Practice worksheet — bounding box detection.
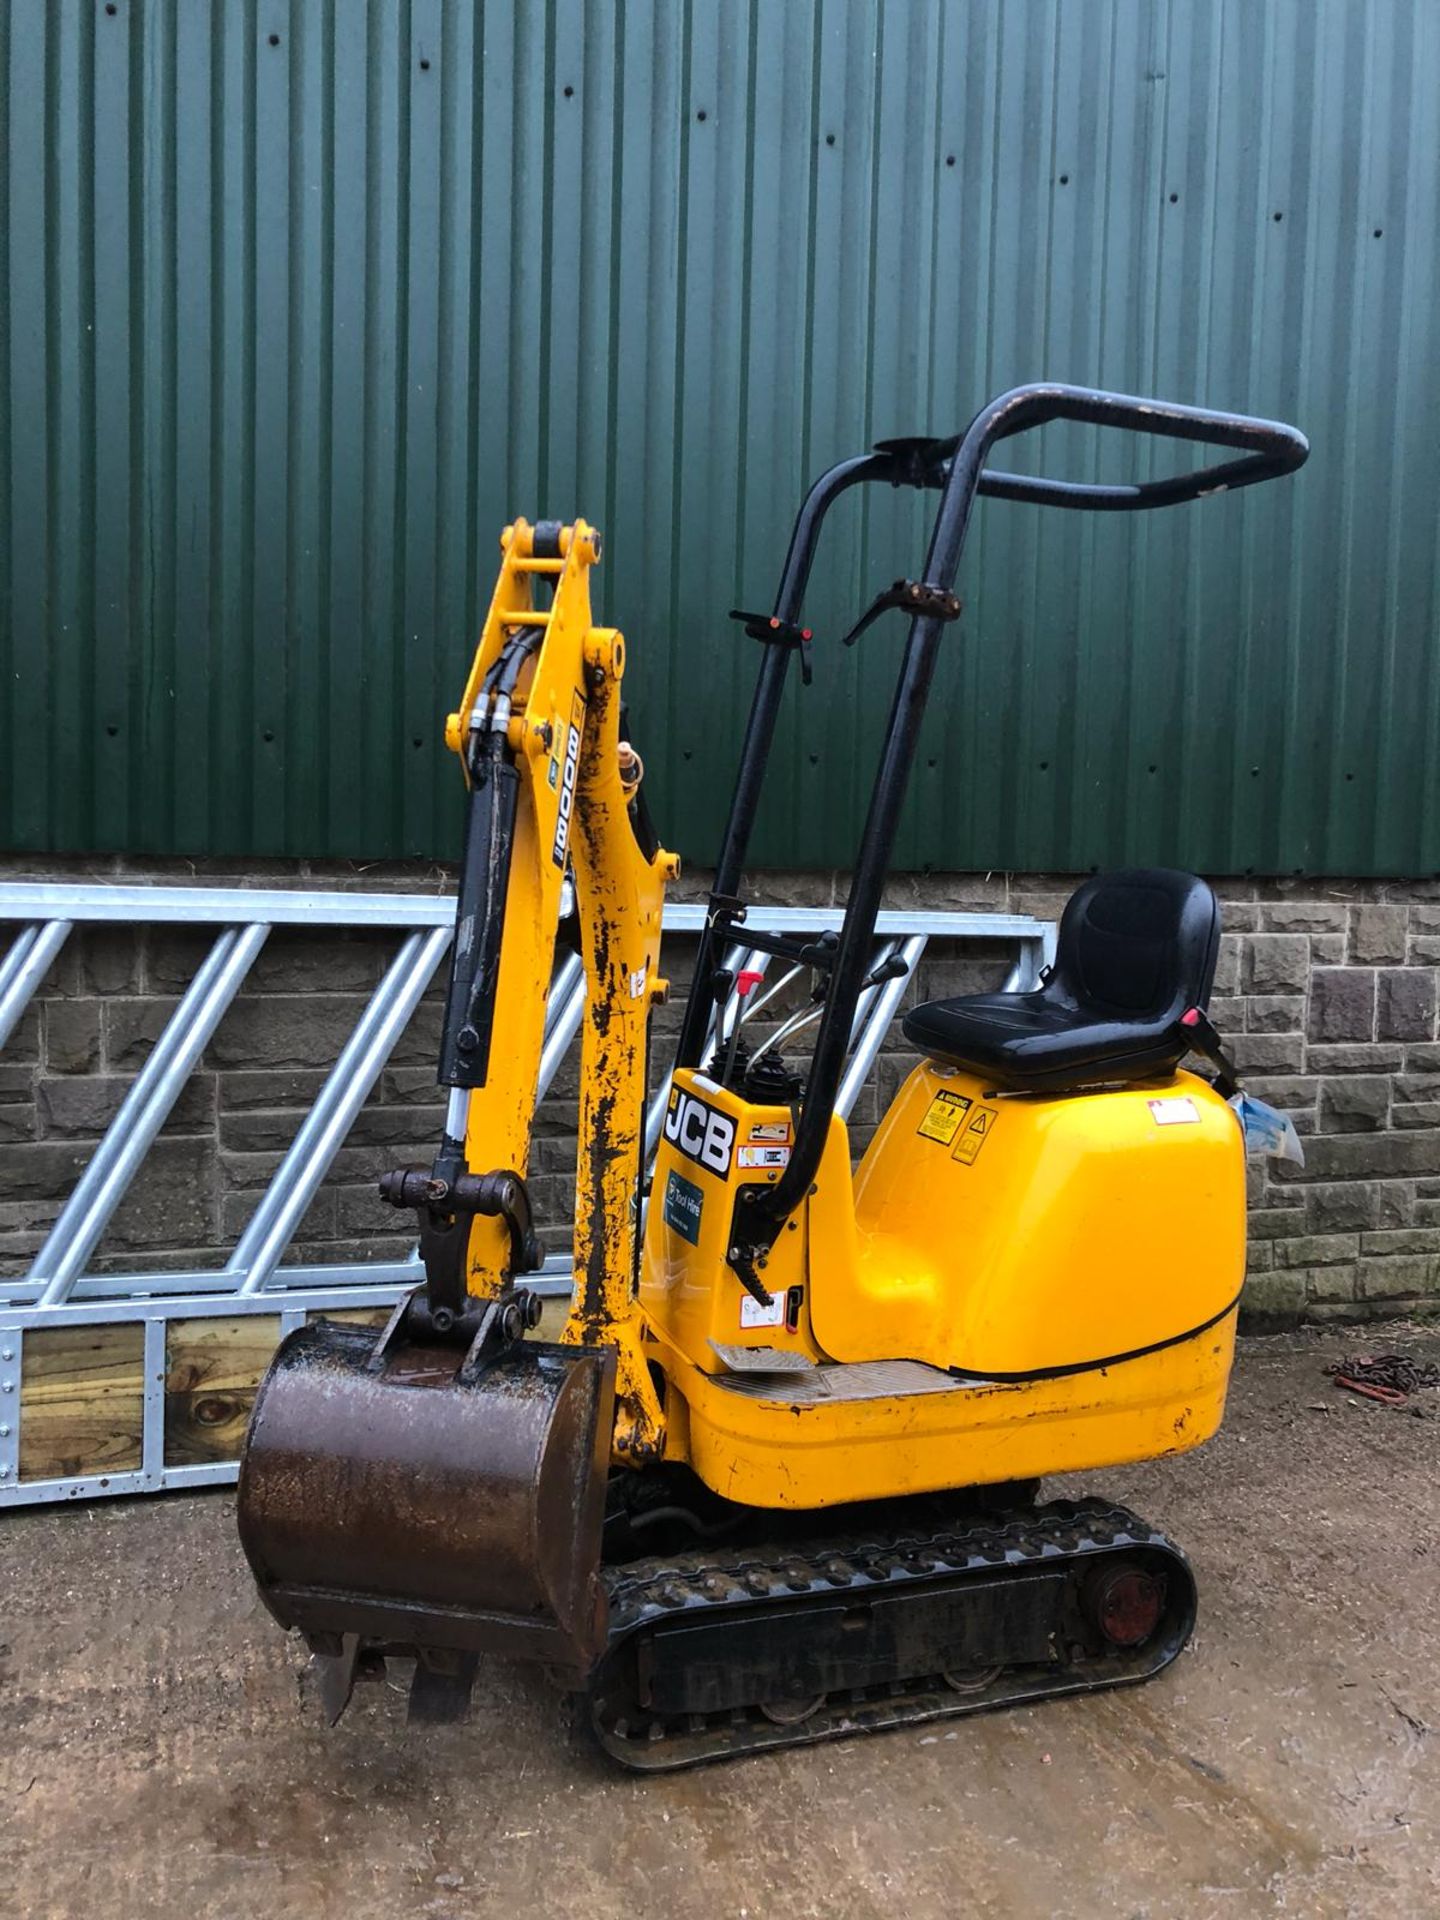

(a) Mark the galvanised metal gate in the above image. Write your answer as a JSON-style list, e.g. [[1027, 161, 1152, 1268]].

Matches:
[[0, 882, 1055, 1506]]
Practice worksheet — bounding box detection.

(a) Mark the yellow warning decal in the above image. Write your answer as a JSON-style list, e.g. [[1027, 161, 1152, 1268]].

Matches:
[[917, 1089, 972, 1144], [953, 1106, 998, 1165]]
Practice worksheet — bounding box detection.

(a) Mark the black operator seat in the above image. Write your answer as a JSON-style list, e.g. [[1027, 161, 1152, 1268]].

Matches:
[[902, 869, 1222, 1094]]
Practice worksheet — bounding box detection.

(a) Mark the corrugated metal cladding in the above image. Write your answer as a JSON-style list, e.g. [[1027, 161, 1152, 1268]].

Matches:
[[2, 1, 1438, 875]]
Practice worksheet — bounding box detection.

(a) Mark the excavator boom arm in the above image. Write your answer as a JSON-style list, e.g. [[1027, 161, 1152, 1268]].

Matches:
[[430, 518, 675, 1321], [237, 517, 678, 1709]]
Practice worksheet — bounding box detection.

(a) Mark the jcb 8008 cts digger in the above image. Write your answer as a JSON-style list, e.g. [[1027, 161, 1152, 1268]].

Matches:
[[238, 383, 1307, 1768]]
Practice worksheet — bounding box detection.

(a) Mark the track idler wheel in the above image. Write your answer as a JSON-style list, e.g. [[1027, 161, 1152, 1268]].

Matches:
[[1083, 1560, 1166, 1650]]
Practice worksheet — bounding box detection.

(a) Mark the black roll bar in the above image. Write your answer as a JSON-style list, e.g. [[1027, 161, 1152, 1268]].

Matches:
[[672, 451, 891, 1068], [676, 383, 1308, 1285]]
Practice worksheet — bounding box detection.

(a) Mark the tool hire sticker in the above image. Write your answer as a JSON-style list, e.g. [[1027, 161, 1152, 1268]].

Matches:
[[550, 692, 585, 869], [664, 1088, 736, 1177], [663, 1169, 705, 1245]]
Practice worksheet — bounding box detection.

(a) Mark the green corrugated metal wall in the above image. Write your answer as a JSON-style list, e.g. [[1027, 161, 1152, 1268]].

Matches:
[[2, 0, 1438, 874]]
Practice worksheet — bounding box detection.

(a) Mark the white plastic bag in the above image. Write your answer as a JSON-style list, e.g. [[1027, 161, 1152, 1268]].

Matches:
[[1228, 1091, 1305, 1166]]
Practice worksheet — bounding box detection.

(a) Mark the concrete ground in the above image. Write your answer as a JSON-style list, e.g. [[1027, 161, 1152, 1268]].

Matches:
[[1, 1330, 1436, 1920]]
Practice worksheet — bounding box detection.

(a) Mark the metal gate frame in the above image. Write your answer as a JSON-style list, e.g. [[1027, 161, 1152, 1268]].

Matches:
[[0, 881, 1054, 1505]]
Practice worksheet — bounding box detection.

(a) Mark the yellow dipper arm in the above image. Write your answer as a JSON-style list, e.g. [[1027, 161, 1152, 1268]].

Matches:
[[440, 518, 676, 1456], [561, 623, 676, 1460]]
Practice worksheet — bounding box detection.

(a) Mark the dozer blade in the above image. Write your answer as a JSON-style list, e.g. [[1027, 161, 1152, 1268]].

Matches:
[[237, 1319, 617, 1701]]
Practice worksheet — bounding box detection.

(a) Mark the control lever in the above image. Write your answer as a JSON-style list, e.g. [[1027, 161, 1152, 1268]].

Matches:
[[721, 969, 765, 1088], [729, 609, 815, 685], [1177, 1006, 1241, 1099], [840, 579, 962, 650], [861, 953, 910, 990]]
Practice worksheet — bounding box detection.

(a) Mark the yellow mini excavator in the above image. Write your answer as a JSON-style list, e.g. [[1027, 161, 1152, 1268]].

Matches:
[[238, 383, 1307, 1767]]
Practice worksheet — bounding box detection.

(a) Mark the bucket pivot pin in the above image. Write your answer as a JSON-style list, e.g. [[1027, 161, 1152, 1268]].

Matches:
[[379, 1162, 544, 1330]]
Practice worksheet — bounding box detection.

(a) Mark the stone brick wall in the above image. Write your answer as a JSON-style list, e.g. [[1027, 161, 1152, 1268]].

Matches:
[[2, 854, 1438, 1329], [1204, 880, 1440, 1327]]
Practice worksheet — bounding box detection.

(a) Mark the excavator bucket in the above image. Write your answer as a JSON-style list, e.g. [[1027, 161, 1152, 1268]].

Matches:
[[237, 1317, 617, 1716]]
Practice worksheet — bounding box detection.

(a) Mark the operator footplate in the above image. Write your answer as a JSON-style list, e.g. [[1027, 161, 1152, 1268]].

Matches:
[[589, 1498, 1194, 1770]]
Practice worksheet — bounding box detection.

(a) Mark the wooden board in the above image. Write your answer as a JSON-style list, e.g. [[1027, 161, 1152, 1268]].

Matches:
[[20, 1304, 464, 1482], [164, 1316, 282, 1467], [19, 1325, 145, 1482], [164, 1308, 389, 1466]]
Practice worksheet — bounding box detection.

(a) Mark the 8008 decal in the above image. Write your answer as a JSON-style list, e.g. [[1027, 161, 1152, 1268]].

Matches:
[[550, 692, 585, 869]]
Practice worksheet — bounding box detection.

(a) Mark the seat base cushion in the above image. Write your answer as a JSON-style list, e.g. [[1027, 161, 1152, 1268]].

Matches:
[[901, 990, 1187, 1093]]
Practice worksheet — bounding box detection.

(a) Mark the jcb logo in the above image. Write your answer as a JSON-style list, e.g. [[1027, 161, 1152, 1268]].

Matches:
[[664, 1089, 735, 1177]]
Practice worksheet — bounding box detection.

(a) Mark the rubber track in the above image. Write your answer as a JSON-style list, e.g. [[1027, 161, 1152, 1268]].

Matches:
[[589, 1497, 1196, 1771]]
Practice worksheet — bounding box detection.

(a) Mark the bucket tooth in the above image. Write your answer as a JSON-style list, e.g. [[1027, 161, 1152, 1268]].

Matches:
[[408, 1650, 480, 1725], [314, 1633, 362, 1725]]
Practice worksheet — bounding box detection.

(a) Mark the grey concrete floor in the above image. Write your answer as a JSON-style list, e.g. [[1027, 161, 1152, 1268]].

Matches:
[[1, 1329, 1437, 1920]]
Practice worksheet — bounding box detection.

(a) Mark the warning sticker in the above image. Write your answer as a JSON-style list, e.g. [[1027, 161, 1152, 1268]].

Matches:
[[738, 1144, 790, 1170], [917, 1089, 972, 1144], [1148, 1096, 1200, 1126], [740, 1288, 785, 1330], [953, 1106, 997, 1165], [748, 1121, 791, 1143]]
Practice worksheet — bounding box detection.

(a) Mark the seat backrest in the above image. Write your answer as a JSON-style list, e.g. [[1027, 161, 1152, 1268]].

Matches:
[[1051, 869, 1220, 1022]]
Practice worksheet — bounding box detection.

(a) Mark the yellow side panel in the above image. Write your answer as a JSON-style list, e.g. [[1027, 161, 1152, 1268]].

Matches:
[[814, 1062, 1245, 1377], [639, 1071, 820, 1372], [648, 1066, 1244, 1509], [668, 1312, 1237, 1509]]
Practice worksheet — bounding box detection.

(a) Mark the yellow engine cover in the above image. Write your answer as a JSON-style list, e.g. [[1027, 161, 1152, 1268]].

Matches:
[[638, 1062, 1245, 1510], [822, 1062, 1245, 1378]]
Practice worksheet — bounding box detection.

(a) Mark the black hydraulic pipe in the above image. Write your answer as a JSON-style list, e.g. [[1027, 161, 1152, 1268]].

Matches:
[[437, 628, 545, 1090], [438, 752, 521, 1089]]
